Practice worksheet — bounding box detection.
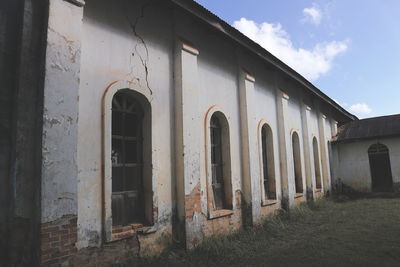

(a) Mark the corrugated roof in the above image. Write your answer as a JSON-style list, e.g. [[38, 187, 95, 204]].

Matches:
[[169, 0, 357, 123], [333, 114, 400, 142]]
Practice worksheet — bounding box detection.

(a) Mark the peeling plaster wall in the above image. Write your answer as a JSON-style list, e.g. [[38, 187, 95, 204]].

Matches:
[[41, 0, 82, 223], [174, 10, 244, 245], [308, 109, 324, 192], [77, 0, 174, 248], [254, 71, 282, 215], [333, 137, 400, 191], [196, 39, 242, 202], [287, 96, 307, 201], [40, 0, 346, 257]]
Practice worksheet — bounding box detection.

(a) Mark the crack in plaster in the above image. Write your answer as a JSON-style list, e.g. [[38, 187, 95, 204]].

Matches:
[[125, 3, 156, 95]]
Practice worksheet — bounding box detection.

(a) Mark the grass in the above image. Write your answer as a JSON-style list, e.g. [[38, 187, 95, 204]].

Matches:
[[125, 198, 400, 267]]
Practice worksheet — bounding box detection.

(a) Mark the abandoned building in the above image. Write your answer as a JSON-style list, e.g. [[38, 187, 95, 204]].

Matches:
[[331, 114, 400, 193], [1, 0, 399, 265]]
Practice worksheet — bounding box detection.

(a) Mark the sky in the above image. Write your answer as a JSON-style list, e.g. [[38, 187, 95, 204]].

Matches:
[[194, 0, 400, 119]]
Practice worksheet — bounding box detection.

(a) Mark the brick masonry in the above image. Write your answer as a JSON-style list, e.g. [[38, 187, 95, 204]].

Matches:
[[40, 215, 142, 266], [41, 215, 77, 265]]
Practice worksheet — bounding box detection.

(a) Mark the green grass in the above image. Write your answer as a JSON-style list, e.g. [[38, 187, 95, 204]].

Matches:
[[126, 198, 400, 267]]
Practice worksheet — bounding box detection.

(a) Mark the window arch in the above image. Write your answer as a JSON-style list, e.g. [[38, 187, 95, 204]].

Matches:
[[260, 123, 276, 200], [292, 132, 303, 194], [312, 137, 322, 189], [209, 111, 233, 210], [368, 143, 388, 154], [111, 90, 152, 227]]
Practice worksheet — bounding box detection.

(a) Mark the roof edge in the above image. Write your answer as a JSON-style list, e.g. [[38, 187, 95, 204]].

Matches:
[[170, 0, 357, 121]]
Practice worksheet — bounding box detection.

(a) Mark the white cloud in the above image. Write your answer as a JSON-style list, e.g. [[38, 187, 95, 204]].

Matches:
[[302, 5, 322, 25], [232, 18, 348, 81], [349, 103, 372, 116]]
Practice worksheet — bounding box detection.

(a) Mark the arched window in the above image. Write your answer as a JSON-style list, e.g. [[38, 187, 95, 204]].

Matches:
[[292, 132, 303, 194], [111, 90, 151, 227], [368, 143, 393, 192], [210, 112, 232, 210], [261, 124, 276, 200], [312, 137, 322, 189]]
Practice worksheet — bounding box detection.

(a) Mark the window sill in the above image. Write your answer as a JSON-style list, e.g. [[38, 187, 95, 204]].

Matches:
[[208, 209, 234, 220], [261, 199, 278, 207], [315, 188, 322, 192], [294, 193, 304, 199], [111, 224, 156, 241]]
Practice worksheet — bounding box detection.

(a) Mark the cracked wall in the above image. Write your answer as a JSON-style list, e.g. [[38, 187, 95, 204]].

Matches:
[[41, 0, 82, 223], [76, 0, 174, 250], [39, 0, 344, 262]]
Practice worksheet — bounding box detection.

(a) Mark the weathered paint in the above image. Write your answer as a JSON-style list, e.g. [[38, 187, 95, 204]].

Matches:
[[41, 0, 83, 223], [332, 137, 400, 192], [39, 0, 348, 262]]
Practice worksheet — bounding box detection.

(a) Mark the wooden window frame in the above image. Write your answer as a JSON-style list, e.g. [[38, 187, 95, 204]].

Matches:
[[111, 92, 145, 227], [258, 121, 278, 206], [204, 107, 233, 219], [102, 81, 156, 243], [292, 131, 304, 195], [312, 137, 322, 190]]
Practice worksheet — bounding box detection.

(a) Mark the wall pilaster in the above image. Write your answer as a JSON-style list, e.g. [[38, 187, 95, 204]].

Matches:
[[301, 104, 314, 200], [174, 40, 203, 248], [276, 89, 292, 209], [238, 70, 261, 224]]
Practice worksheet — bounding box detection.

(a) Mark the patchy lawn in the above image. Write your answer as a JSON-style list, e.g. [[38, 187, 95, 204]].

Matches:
[[127, 198, 400, 267]]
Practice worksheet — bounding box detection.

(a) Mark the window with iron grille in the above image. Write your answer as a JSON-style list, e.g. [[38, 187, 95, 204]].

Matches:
[[261, 124, 276, 200], [210, 115, 227, 210], [111, 92, 144, 226]]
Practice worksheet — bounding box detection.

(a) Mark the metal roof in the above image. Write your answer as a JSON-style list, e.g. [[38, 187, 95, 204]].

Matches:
[[333, 114, 400, 143]]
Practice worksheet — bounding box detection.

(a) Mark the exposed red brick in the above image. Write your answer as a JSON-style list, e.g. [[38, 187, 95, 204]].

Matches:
[[185, 183, 202, 221], [51, 241, 61, 248], [42, 226, 59, 233], [41, 215, 78, 265], [112, 230, 134, 240]]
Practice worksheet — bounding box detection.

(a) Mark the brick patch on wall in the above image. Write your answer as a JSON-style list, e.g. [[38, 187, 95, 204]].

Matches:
[[41, 215, 77, 265]]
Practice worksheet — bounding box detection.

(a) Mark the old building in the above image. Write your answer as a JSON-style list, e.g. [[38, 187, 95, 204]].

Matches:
[[331, 114, 400, 192], [37, 0, 356, 264], [7, 0, 397, 265]]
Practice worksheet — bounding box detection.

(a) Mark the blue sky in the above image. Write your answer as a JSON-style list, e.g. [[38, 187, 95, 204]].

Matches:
[[194, 0, 400, 118]]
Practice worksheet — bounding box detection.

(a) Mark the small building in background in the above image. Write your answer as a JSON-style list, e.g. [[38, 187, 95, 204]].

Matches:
[[331, 114, 400, 192]]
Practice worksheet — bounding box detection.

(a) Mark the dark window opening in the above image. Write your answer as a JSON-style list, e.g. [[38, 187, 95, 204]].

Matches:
[[210, 115, 227, 210], [111, 92, 145, 227], [312, 137, 322, 189], [368, 143, 393, 192], [292, 132, 303, 194], [261, 124, 276, 200]]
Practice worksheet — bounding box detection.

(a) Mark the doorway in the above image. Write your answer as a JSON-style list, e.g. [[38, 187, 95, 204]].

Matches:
[[368, 143, 393, 192]]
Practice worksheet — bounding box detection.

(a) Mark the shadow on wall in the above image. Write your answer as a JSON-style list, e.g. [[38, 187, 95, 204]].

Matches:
[[332, 179, 400, 202]]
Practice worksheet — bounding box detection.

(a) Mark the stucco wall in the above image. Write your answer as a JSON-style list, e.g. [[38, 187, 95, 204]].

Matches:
[[77, 0, 174, 247], [254, 72, 282, 206], [42, 0, 82, 223], [40, 0, 347, 259], [333, 137, 400, 191]]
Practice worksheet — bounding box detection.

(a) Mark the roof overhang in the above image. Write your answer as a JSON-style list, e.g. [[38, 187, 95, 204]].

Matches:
[[170, 0, 357, 122]]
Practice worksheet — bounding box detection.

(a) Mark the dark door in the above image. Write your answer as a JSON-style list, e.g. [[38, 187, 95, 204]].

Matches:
[[368, 143, 393, 192]]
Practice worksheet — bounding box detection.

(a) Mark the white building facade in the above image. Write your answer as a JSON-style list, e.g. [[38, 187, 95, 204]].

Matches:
[[331, 115, 400, 193], [39, 0, 356, 264]]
